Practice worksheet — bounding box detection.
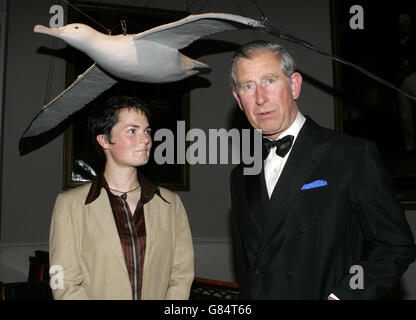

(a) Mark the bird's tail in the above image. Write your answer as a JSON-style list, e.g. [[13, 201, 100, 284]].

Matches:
[[180, 54, 211, 74]]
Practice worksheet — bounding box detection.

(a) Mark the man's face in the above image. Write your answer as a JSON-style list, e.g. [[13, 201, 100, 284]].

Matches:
[[98, 108, 152, 168], [232, 50, 302, 140]]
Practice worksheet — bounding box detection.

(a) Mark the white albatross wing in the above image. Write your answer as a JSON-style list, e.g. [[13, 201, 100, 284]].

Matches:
[[21, 63, 118, 139], [133, 13, 264, 49]]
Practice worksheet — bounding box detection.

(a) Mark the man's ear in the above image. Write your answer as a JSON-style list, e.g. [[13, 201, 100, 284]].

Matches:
[[96, 134, 110, 150], [232, 89, 244, 111], [290, 72, 302, 100]]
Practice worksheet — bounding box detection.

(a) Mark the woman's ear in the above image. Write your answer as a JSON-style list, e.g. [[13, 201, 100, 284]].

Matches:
[[96, 134, 110, 150]]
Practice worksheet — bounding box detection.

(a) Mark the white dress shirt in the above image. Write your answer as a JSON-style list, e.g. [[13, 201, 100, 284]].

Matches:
[[264, 111, 306, 198]]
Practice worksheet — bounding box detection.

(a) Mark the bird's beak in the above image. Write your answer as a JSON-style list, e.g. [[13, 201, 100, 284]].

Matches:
[[34, 25, 64, 38]]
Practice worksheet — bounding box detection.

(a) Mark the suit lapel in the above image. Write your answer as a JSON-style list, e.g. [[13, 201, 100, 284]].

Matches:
[[255, 117, 333, 262], [87, 190, 128, 276]]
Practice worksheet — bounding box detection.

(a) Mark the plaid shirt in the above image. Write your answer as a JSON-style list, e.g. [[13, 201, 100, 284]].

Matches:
[[85, 172, 161, 299]]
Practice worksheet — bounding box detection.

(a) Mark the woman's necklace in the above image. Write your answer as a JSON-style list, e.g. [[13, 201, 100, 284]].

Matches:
[[109, 184, 141, 200]]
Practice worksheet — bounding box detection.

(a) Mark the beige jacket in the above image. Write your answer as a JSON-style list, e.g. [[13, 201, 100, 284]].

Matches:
[[49, 183, 194, 300]]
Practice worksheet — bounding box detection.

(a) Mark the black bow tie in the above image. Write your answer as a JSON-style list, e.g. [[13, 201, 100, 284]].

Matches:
[[262, 135, 294, 159]]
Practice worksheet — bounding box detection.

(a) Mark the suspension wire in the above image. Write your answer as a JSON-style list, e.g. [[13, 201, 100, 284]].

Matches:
[[259, 22, 416, 102], [120, 20, 127, 35], [249, 0, 267, 22], [44, 38, 57, 105], [119, 0, 139, 33], [186, 0, 198, 11], [43, 0, 62, 105], [62, 0, 111, 34]]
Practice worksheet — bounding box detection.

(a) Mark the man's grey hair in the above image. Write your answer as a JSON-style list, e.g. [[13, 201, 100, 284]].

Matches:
[[229, 40, 297, 89]]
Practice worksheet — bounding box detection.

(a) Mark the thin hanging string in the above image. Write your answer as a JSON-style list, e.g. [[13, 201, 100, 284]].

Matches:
[[62, 0, 111, 34], [44, 38, 57, 105], [243, 0, 416, 102], [258, 21, 416, 102], [43, 0, 63, 105], [249, 0, 267, 22], [186, 0, 198, 11], [120, 20, 127, 35], [119, 0, 138, 29]]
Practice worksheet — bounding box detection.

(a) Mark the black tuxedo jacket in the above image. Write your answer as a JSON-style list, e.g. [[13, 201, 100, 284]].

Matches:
[[230, 116, 416, 299]]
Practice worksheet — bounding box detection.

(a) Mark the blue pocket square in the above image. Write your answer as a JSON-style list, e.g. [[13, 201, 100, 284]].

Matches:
[[301, 180, 328, 190]]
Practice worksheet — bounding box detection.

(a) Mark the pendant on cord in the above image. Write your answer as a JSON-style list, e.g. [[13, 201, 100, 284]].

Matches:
[[109, 185, 141, 200]]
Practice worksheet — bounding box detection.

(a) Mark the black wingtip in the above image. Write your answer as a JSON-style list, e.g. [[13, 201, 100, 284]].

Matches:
[[18, 131, 61, 156], [18, 116, 73, 156], [19, 136, 43, 156]]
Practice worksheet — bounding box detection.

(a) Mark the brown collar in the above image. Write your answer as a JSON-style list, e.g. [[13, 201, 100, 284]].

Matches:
[[85, 172, 167, 205]]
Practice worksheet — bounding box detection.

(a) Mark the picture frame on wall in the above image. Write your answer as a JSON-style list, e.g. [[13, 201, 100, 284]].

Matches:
[[62, 1, 191, 191], [330, 0, 416, 209]]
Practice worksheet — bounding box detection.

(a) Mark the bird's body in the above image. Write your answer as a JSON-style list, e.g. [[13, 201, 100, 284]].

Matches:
[[81, 33, 143, 80], [90, 36, 193, 83], [34, 21, 217, 83]]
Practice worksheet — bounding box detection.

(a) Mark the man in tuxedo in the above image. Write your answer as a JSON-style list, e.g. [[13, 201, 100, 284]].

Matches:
[[229, 40, 416, 299]]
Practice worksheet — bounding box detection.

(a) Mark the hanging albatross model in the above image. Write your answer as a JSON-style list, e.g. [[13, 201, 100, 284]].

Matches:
[[19, 12, 416, 155], [20, 13, 266, 154]]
